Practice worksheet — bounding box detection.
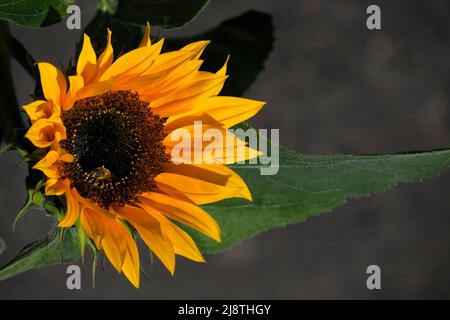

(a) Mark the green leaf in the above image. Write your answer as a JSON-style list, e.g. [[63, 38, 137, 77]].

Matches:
[[0, 0, 74, 28], [0, 228, 80, 281], [189, 142, 450, 253], [99, 0, 117, 15], [114, 0, 209, 29], [82, 11, 144, 57], [0, 22, 24, 144], [10, 35, 37, 79], [13, 173, 45, 230], [3, 145, 450, 278], [0, 238, 5, 256], [0, 143, 13, 156], [167, 10, 274, 97]]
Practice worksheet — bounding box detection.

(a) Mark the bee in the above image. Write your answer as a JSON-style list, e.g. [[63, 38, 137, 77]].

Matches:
[[92, 166, 112, 180]]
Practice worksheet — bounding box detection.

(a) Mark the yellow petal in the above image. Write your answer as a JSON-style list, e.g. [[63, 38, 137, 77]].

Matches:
[[50, 143, 74, 163], [59, 188, 80, 228], [164, 162, 252, 202], [76, 79, 114, 100], [80, 207, 106, 248], [155, 168, 250, 206], [204, 96, 265, 128], [166, 144, 260, 165], [166, 96, 265, 129], [102, 220, 129, 272], [38, 62, 67, 106], [149, 209, 205, 263], [33, 150, 60, 178], [65, 75, 111, 110], [164, 222, 205, 263], [100, 39, 164, 84], [139, 191, 221, 242], [81, 208, 129, 273], [117, 73, 163, 92], [151, 73, 228, 116], [216, 55, 229, 76], [144, 51, 193, 75], [77, 196, 113, 218], [164, 125, 260, 165], [139, 60, 202, 103], [139, 22, 151, 47], [77, 34, 97, 83], [64, 75, 85, 110], [181, 41, 210, 60], [207, 56, 229, 96], [135, 224, 175, 275], [115, 205, 176, 274], [45, 178, 69, 196], [151, 72, 226, 106], [121, 234, 140, 288], [140, 46, 228, 104], [69, 75, 85, 96], [25, 116, 66, 148], [23, 100, 59, 122], [96, 29, 114, 77]]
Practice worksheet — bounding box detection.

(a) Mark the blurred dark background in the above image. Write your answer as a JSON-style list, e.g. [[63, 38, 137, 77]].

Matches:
[[1, 0, 450, 299]]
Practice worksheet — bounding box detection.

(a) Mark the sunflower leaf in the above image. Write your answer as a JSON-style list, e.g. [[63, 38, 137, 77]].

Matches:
[[187, 129, 450, 253], [99, 0, 117, 15], [0, 228, 80, 281], [114, 0, 209, 29], [3, 144, 450, 276], [166, 10, 274, 97], [10, 35, 37, 79], [0, 238, 5, 256], [82, 11, 144, 57], [0, 144, 13, 157], [0, 0, 74, 28], [0, 22, 24, 144]]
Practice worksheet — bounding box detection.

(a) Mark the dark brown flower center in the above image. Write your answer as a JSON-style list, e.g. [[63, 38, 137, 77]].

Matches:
[[61, 91, 168, 208]]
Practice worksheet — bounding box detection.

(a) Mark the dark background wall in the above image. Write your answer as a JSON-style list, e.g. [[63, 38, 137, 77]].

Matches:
[[1, 0, 450, 299]]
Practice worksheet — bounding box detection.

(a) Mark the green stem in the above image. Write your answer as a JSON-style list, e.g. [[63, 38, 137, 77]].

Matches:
[[92, 252, 98, 289], [0, 22, 25, 144], [0, 143, 13, 156]]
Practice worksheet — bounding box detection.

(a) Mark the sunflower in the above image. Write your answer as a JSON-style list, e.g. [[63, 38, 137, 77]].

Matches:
[[23, 24, 265, 287]]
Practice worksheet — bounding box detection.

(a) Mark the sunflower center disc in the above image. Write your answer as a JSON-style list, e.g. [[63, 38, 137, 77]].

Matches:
[[62, 91, 168, 208]]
